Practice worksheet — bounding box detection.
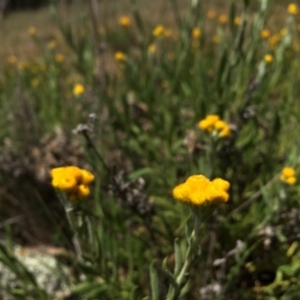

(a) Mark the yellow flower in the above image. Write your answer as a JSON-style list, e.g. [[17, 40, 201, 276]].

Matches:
[[115, 51, 126, 62], [164, 28, 173, 38], [148, 44, 156, 54], [118, 15, 131, 27], [215, 120, 231, 138], [192, 27, 201, 39], [6, 55, 17, 64], [268, 34, 281, 47], [234, 17, 241, 26], [207, 10, 216, 20], [47, 40, 57, 49], [199, 115, 231, 138], [173, 175, 230, 206], [264, 54, 273, 64], [213, 35, 220, 44], [51, 166, 95, 201], [218, 14, 228, 25], [73, 84, 85, 96], [198, 115, 220, 132], [31, 78, 39, 87], [260, 29, 271, 39], [280, 167, 297, 185], [152, 25, 165, 37], [287, 3, 298, 15], [17, 61, 27, 70], [55, 53, 65, 63], [28, 26, 36, 36]]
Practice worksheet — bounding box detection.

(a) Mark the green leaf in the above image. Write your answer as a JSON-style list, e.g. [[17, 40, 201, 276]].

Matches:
[[174, 238, 182, 277], [150, 261, 159, 300]]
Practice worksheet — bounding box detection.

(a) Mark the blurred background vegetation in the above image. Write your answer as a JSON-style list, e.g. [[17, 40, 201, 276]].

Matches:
[[1, 0, 300, 299]]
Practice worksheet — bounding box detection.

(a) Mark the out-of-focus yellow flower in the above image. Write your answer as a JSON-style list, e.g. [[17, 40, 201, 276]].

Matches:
[[214, 120, 231, 138], [6, 55, 17, 64], [199, 115, 231, 138], [234, 17, 241, 26], [287, 3, 298, 15], [280, 28, 287, 37], [31, 78, 39, 87], [152, 25, 165, 37], [164, 29, 173, 38], [260, 29, 271, 39], [118, 15, 131, 27], [115, 51, 126, 61], [55, 53, 65, 63], [192, 27, 201, 39], [218, 14, 228, 24], [268, 34, 281, 47], [264, 54, 273, 64], [28, 26, 36, 36], [207, 10, 216, 19], [51, 166, 94, 201], [172, 174, 230, 206], [198, 115, 220, 132], [280, 167, 297, 185], [148, 44, 156, 54], [18, 61, 27, 70], [213, 35, 220, 44], [47, 40, 57, 49], [73, 84, 85, 96]]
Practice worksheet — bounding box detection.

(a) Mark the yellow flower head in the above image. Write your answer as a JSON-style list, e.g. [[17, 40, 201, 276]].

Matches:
[[173, 174, 230, 206], [118, 15, 131, 27], [287, 3, 298, 15], [6, 55, 17, 64], [164, 28, 173, 38], [280, 167, 297, 185], [73, 84, 85, 96], [264, 54, 273, 64], [215, 120, 231, 138], [31, 78, 39, 87], [152, 25, 165, 37], [213, 35, 220, 44], [28, 26, 36, 36], [268, 34, 281, 48], [198, 115, 231, 138], [260, 29, 271, 39], [207, 10, 217, 20], [55, 53, 65, 63], [115, 51, 126, 62], [234, 17, 241, 26], [47, 40, 57, 49], [51, 166, 94, 201], [148, 44, 156, 54], [218, 14, 228, 25], [192, 27, 202, 39], [198, 115, 220, 132]]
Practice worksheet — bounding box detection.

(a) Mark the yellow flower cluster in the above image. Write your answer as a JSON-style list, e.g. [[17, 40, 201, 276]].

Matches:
[[192, 27, 201, 39], [118, 15, 131, 27], [173, 175, 230, 206], [152, 25, 165, 37], [115, 51, 126, 62], [287, 3, 298, 15], [73, 84, 85, 96], [28, 26, 37, 37], [280, 167, 297, 185], [260, 29, 271, 39], [198, 115, 231, 138], [264, 54, 273, 64], [51, 166, 95, 201]]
